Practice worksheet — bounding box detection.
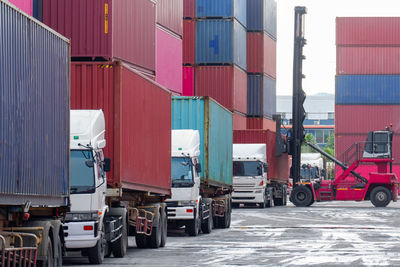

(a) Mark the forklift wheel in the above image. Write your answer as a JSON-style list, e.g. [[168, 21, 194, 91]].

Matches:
[[290, 186, 313, 207], [370, 186, 391, 207]]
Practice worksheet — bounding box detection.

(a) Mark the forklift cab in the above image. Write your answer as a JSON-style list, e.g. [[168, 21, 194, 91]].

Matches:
[[363, 130, 393, 159]]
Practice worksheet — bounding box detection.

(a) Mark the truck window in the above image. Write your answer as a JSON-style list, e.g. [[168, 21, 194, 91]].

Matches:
[[233, 161, 262, 176], [70, 150, 96, 194], [171, 157, 193, 183]]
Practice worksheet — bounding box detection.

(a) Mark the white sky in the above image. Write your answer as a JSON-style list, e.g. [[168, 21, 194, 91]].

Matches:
[[276, 0, 400, 96]]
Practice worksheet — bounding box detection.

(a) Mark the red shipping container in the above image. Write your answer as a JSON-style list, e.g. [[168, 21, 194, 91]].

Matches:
[[336, 17, 400, 45], [233, 112, 247, 130], [337, 46, 400, 75], [43, 0, 156, 71], [335, 105, 400, 135], [183, 0, 195, 18], [9, 0, 32, 15], [233, 130, 290, 183], [247, 32, 276, 78], [195, 65, 247, 114], [183, 19, 195, 65], [156, 0, 183, 36], [71, 61, 171, 195], [183, 66, 194, 96], [247, 117, 276, 131], [156, 27, 183, 94]]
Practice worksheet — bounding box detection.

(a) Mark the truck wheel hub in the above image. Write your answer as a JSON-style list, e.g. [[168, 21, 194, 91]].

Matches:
[[376, 192, 386, 201]]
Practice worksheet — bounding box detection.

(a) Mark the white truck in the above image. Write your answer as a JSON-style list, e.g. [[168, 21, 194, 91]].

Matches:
[[300, 153, 326, 180], [232, 144, 271, 208]]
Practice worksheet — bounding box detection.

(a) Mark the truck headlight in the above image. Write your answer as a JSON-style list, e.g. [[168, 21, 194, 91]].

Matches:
[[65, 212, 99, 222], [178, 200, 196, 206]]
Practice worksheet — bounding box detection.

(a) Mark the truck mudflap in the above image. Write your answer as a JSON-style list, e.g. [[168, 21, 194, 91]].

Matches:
[[213, 200, 226, 218], [0, 231, 39, 266], [127, 207, 157, 236]]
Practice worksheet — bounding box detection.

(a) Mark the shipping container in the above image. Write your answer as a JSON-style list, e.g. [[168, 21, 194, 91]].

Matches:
[[337, 46, 400, 75], [183, 66, 195, 96], [233, 112, 247, 130], [71, 61, 171, 195], [183, 0, 195, 18], [0, 0, 69, 206], [233, 130, 290, 183], [336, 17, 400, 45], [246, 0, 277, 38], [42, 0, 156, 71], [171, 97, 233, 188], [156, 26, 183, 94], [247, 74, 276, 118], [196, 19, 247, 71], [32, 0, 42, 20], [247, 32, 276, 77], [183, 19, 195, 65], [247, 117, 276, 131], [335, 105, 400, 134], [336, 75, 400, 105], [156, 0, 183, 36], [9, 0, 32, 15], [264, 0, 277, 39], [195, 65, 247, 113], [195, 0, 246, 27]]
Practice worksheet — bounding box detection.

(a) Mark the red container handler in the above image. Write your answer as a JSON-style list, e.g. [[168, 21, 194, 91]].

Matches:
[[71, 61, 171, 195], [195, 65, 247, 114], [233, 130, 290, 183], [183, 19, 195, 65], [247, 117, 276, 131], [247, 32, 276, 78], [336, 17, 400, 45], [43, 0, 156, 71], [156, 0, 183, 36], [233, 112, 247, 130]]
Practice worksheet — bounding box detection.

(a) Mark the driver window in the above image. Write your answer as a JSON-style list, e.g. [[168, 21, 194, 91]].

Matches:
[[97, 151, 106, 178]]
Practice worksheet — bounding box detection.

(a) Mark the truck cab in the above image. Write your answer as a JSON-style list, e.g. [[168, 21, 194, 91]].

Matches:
[[232, 144, 270, 208], [300, 153, 325, 181]]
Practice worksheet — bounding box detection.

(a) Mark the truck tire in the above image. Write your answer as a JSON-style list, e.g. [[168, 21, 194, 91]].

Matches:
[[259, 193, 267, 209], [160, 207, 167, 247], [135, 234, 148, 248], [217, 199, 231, 228], [38, 238, 54, 267], [111, 211, 128, 258], [371, 186, 391, 207], [291, 186, 313, 207], [185, 217, 200, 236], [201, 198, 213, 234], [55, 235, 62, 267], [274, 185, 286, 206], [148, 212, 162, 248], [283, 186, 287, 206], [88, 225, 106, 264]]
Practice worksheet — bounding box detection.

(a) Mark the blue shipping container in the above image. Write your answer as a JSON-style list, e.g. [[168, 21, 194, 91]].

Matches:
[[336, 75, 400, 105], [247, 74, 276, 118], [263, 75, 276, 118], [196, 19, 247, 71], [196, 0, 246, 27], [247, 0, 263, 31], [0, 1, 70, 207], [171, 97, 233, 188]]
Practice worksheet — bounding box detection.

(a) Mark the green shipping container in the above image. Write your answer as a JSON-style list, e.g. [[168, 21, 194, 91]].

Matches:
[[172, 96, 233, 188]]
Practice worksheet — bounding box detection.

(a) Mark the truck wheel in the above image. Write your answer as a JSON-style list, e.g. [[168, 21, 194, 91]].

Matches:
[[283, 186, 287, 206], [135, 234, 148, 248], [148, 212, 162, 248], [88, 225, 106, 264], [259, 194, 267, 209], [55, 235, 62, 267], [38, 238, 54, 267], [160, 208, 168, 247], [112, 218, 127, 257], [371, 186, 391, 207], [291, 186, 313, 207], [201, 198, 213, 234], [217, 200, 231, 228], [186, 217, 200, 236]]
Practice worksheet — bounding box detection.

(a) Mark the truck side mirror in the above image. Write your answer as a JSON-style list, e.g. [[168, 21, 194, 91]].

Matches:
[[104, 158, 111, 172], [195, 163, 202, 173], [263, 163, 268, 173]]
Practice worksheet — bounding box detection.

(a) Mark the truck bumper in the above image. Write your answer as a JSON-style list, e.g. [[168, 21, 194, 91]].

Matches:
[[232, 189, 264, 203], [63, 221, 99, 249], [166, 204, 195, 220]]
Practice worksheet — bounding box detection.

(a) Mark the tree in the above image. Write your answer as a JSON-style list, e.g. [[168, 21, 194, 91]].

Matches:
[[301, 133, 317, 153], [323, 134, 335, 159]]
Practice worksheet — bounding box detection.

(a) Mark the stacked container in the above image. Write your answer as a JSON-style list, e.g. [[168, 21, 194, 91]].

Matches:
[[182, 0, 248, 130], [335, 17, 400, 176], [246, 0, 277, 131]]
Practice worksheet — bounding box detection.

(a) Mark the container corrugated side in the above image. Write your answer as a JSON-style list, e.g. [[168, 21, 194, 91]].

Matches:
[[233, 112, 247, 130], [156, 27, 183, 94], [0, 0, 70, 206], [33, 0, 42, 20], [195, 19, 247, 71], [247, 74, 263, 116], [337, 46, 400, 75], [247, 0, 263, 31], [263, 33, 276, 79], [264, 0, 276, 39], [233, 130, 289, 183], [71, 61, 171, 195], [183, 19, 195, 65], [156, 0, 183, 36], [263, 75, 276, 118], [335, 105, 400, 134], [171, 97, 233, 188], [183, 66, 194, 96], [195, 0, 246, 27], [43, 0, 156, 71], [183, 0, 195, 18], [9, 0, 32, 15], [336, 17, 400, 45], [247, 117, 275, 131], [336, 75, 400, 105], [195, 65, 247, 113], [247, 32, 263, 73]]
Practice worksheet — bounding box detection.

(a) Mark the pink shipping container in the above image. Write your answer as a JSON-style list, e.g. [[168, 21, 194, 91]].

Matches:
[[9, 0, 32, 15], [183, 19, 195, 65], [247, 117, 276, 131], [336, 17, 400, 45], [182, 66, 194, 96], [156, 0, 183, 36], [195, 65, 247, 114], [183, 0, 195, 18], [247, 32, 276, 78], [43, 0, 156, 71], [337, 46, 400, 75], [233, 112, 247, 130], [156, 27, 183, 94], [71, 61, 171, 195], [335, 105, 400, 135]]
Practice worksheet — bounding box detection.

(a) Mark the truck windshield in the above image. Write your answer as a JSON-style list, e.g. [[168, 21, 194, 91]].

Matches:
[[233, 161, 262, 176], [171, 157, 194, 187], [70, 150, 96, 194]]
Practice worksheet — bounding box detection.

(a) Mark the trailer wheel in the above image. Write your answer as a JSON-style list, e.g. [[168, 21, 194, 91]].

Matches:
[[371, 186, 391, 207], [38, 237, 54, 267], [291, 186, 313, 207], [88, 225, 106, 264], [148, 211, 162, 248], [135, 234, 148, 248], [217, 199, 231, 228], [160, 208, 167, 247]]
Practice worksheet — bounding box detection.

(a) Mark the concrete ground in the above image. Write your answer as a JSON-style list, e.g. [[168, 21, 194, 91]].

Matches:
[[63, 201, 400, 266]]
